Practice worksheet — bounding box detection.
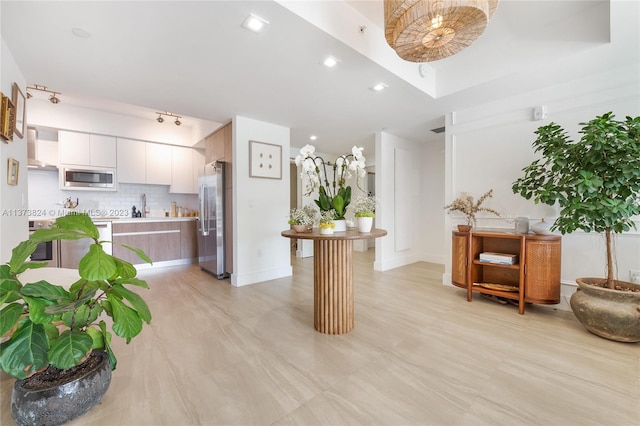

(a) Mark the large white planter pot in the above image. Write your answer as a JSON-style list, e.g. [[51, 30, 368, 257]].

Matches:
[[356, 216, 373, 233]]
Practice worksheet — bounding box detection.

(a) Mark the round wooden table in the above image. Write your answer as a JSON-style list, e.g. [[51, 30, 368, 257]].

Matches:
[[282, 228, 387, 334]]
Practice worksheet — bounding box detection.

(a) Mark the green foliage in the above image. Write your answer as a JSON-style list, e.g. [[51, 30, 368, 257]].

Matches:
[[315, 186, 351, 220], [512, 112, 640, 285], [0, 213, 152, 379]]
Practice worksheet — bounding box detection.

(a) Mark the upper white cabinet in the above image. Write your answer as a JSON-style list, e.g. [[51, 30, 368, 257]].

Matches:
[[117, 138, 172, 186], [192, 148, 204, 193], [146, 143, 171, 185], [117, 138, 146, 184], [59, 130, 116, 168], [170, 146, 204, 194], [170, 146, 193, 193]]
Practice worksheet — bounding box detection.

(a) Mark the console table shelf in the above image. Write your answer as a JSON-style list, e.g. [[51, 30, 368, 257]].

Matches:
[[452, 230, 561, 314]]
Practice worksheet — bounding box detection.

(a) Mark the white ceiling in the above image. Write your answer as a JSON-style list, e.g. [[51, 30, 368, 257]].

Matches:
[[2, 1, 632, 156]]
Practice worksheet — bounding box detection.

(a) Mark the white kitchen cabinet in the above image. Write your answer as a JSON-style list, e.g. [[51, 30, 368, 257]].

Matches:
[[117, 138, 146, 184], [59, 131, 90, 165], [90, 134, 117, 167], [192, 148, 204, 193], [145, 142, 172, 185], [170, 146, 193, 193], [170, 147, 204, 194], [59, 130, 116, 167]]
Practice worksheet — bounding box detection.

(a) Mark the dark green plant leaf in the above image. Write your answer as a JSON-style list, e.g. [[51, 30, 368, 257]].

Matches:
[[29, 227, 87, 243], [48, 330, 93, 370], [106, 294, 143, 342], [78, 244, 118, 281], [21, 281, 70, 302], [99, 321, 117, 370], [0, 302, 24, 336], [110, 285, 152, 324], [117, 277, 149, 289], [58, 301, 101, 329], [333, 194, 345, 218], [54, 214, 99, 240], [43, 323, 59, 343], [114, 258, 138, 280], [8, 240, 39, 274], [68, 278, 98, 295], [0, 277, 21, 304], [0, 318, 49, 379], [22, 295, 55, 325], [118, 244, 153, 265]]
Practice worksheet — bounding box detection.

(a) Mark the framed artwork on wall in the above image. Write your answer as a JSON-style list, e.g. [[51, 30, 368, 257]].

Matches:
[[7, 158, 19, 185], [0, 92, 16, 142], [12, 83, 25, 139], [249, 140, 282, 179]]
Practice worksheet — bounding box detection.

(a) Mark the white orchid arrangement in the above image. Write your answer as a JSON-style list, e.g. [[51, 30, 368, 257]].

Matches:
[[294, 144, 367, 220]]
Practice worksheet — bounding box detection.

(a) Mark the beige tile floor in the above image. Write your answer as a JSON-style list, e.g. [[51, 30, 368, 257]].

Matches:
[[1, 250, 639, 426]]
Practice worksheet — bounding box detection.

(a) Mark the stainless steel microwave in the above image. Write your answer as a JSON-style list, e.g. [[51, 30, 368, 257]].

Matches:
[[61, 166, 116, 190]]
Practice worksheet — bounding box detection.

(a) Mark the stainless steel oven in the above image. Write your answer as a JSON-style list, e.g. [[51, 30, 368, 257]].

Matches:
[[28, 220, 59, 267]]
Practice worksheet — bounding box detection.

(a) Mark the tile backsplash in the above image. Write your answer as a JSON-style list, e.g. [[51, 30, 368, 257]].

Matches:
[[28, 169, 197, 218]]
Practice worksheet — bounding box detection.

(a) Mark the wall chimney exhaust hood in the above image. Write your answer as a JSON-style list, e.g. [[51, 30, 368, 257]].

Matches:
[[27, 127, 58, 170]]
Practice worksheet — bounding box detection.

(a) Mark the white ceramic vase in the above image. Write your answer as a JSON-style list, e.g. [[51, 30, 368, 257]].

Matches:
[[357, 216, 373, 233], [331, 219, 346, 232], [319, 227, 334, 235], [531, 218, 555, 235]]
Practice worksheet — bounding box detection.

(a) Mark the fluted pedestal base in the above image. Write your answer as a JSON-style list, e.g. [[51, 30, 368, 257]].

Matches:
[[313, 239, 353, 334]]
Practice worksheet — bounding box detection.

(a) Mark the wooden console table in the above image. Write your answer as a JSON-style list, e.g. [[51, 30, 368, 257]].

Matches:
[[452, 230, 561, 314], [282, 228, 387, 334]]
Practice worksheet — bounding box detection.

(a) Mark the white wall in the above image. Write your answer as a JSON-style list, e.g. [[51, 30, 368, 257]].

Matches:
[[232, 115, 292, 286], [375, 131, 433, 270], [0, 38, 29, 262], [443, 63, 640, 310]]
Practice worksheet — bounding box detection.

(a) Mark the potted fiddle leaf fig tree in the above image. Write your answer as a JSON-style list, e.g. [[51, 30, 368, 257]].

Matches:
[[512, 112, 640, 342], [0, 213, 152, 425]]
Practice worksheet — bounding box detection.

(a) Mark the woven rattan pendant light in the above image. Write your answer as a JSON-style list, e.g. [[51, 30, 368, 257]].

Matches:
[[384, 0, 499, 62]]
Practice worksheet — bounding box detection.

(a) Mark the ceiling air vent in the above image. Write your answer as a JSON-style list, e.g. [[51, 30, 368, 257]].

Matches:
[[431, 126, 445, 134]]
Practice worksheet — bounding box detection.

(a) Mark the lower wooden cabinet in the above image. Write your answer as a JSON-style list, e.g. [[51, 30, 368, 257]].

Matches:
[[451, 230, 561, 314], [451, 233, 468, 288], [113, 220, 197, 265]]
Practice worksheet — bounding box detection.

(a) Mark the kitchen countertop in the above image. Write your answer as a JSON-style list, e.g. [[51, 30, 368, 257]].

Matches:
[[28, 215, 198, 223], [114, 216, 198, 223]]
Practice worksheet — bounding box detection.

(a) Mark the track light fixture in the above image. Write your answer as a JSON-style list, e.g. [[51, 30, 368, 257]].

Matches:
[[156, 112, 182, 126], [27, 84, 62, 104]]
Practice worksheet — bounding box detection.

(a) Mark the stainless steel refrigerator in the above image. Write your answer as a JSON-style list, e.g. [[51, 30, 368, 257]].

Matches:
[[198, 161, 227, 279]]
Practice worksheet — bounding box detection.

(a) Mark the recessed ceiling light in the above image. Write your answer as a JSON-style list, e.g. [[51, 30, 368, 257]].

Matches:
[[371, 83, 388, 92], [241, 13, 269, 33], [71, 27, 91, 38], [310, 135, 317, 141], [322, 56, 339, 68]]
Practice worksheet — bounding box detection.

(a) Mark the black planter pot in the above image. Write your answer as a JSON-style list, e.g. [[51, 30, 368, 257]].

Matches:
[[11, 351, 112, 426]]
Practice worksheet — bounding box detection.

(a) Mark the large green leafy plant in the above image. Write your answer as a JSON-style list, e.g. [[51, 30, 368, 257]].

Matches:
[[0, 214, 152, 379], [512, 112, 640, 289], [295, 144, 367, 220]]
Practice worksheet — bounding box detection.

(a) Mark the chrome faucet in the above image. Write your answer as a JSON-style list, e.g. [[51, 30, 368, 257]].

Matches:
[[141, 194, 147, 218]]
